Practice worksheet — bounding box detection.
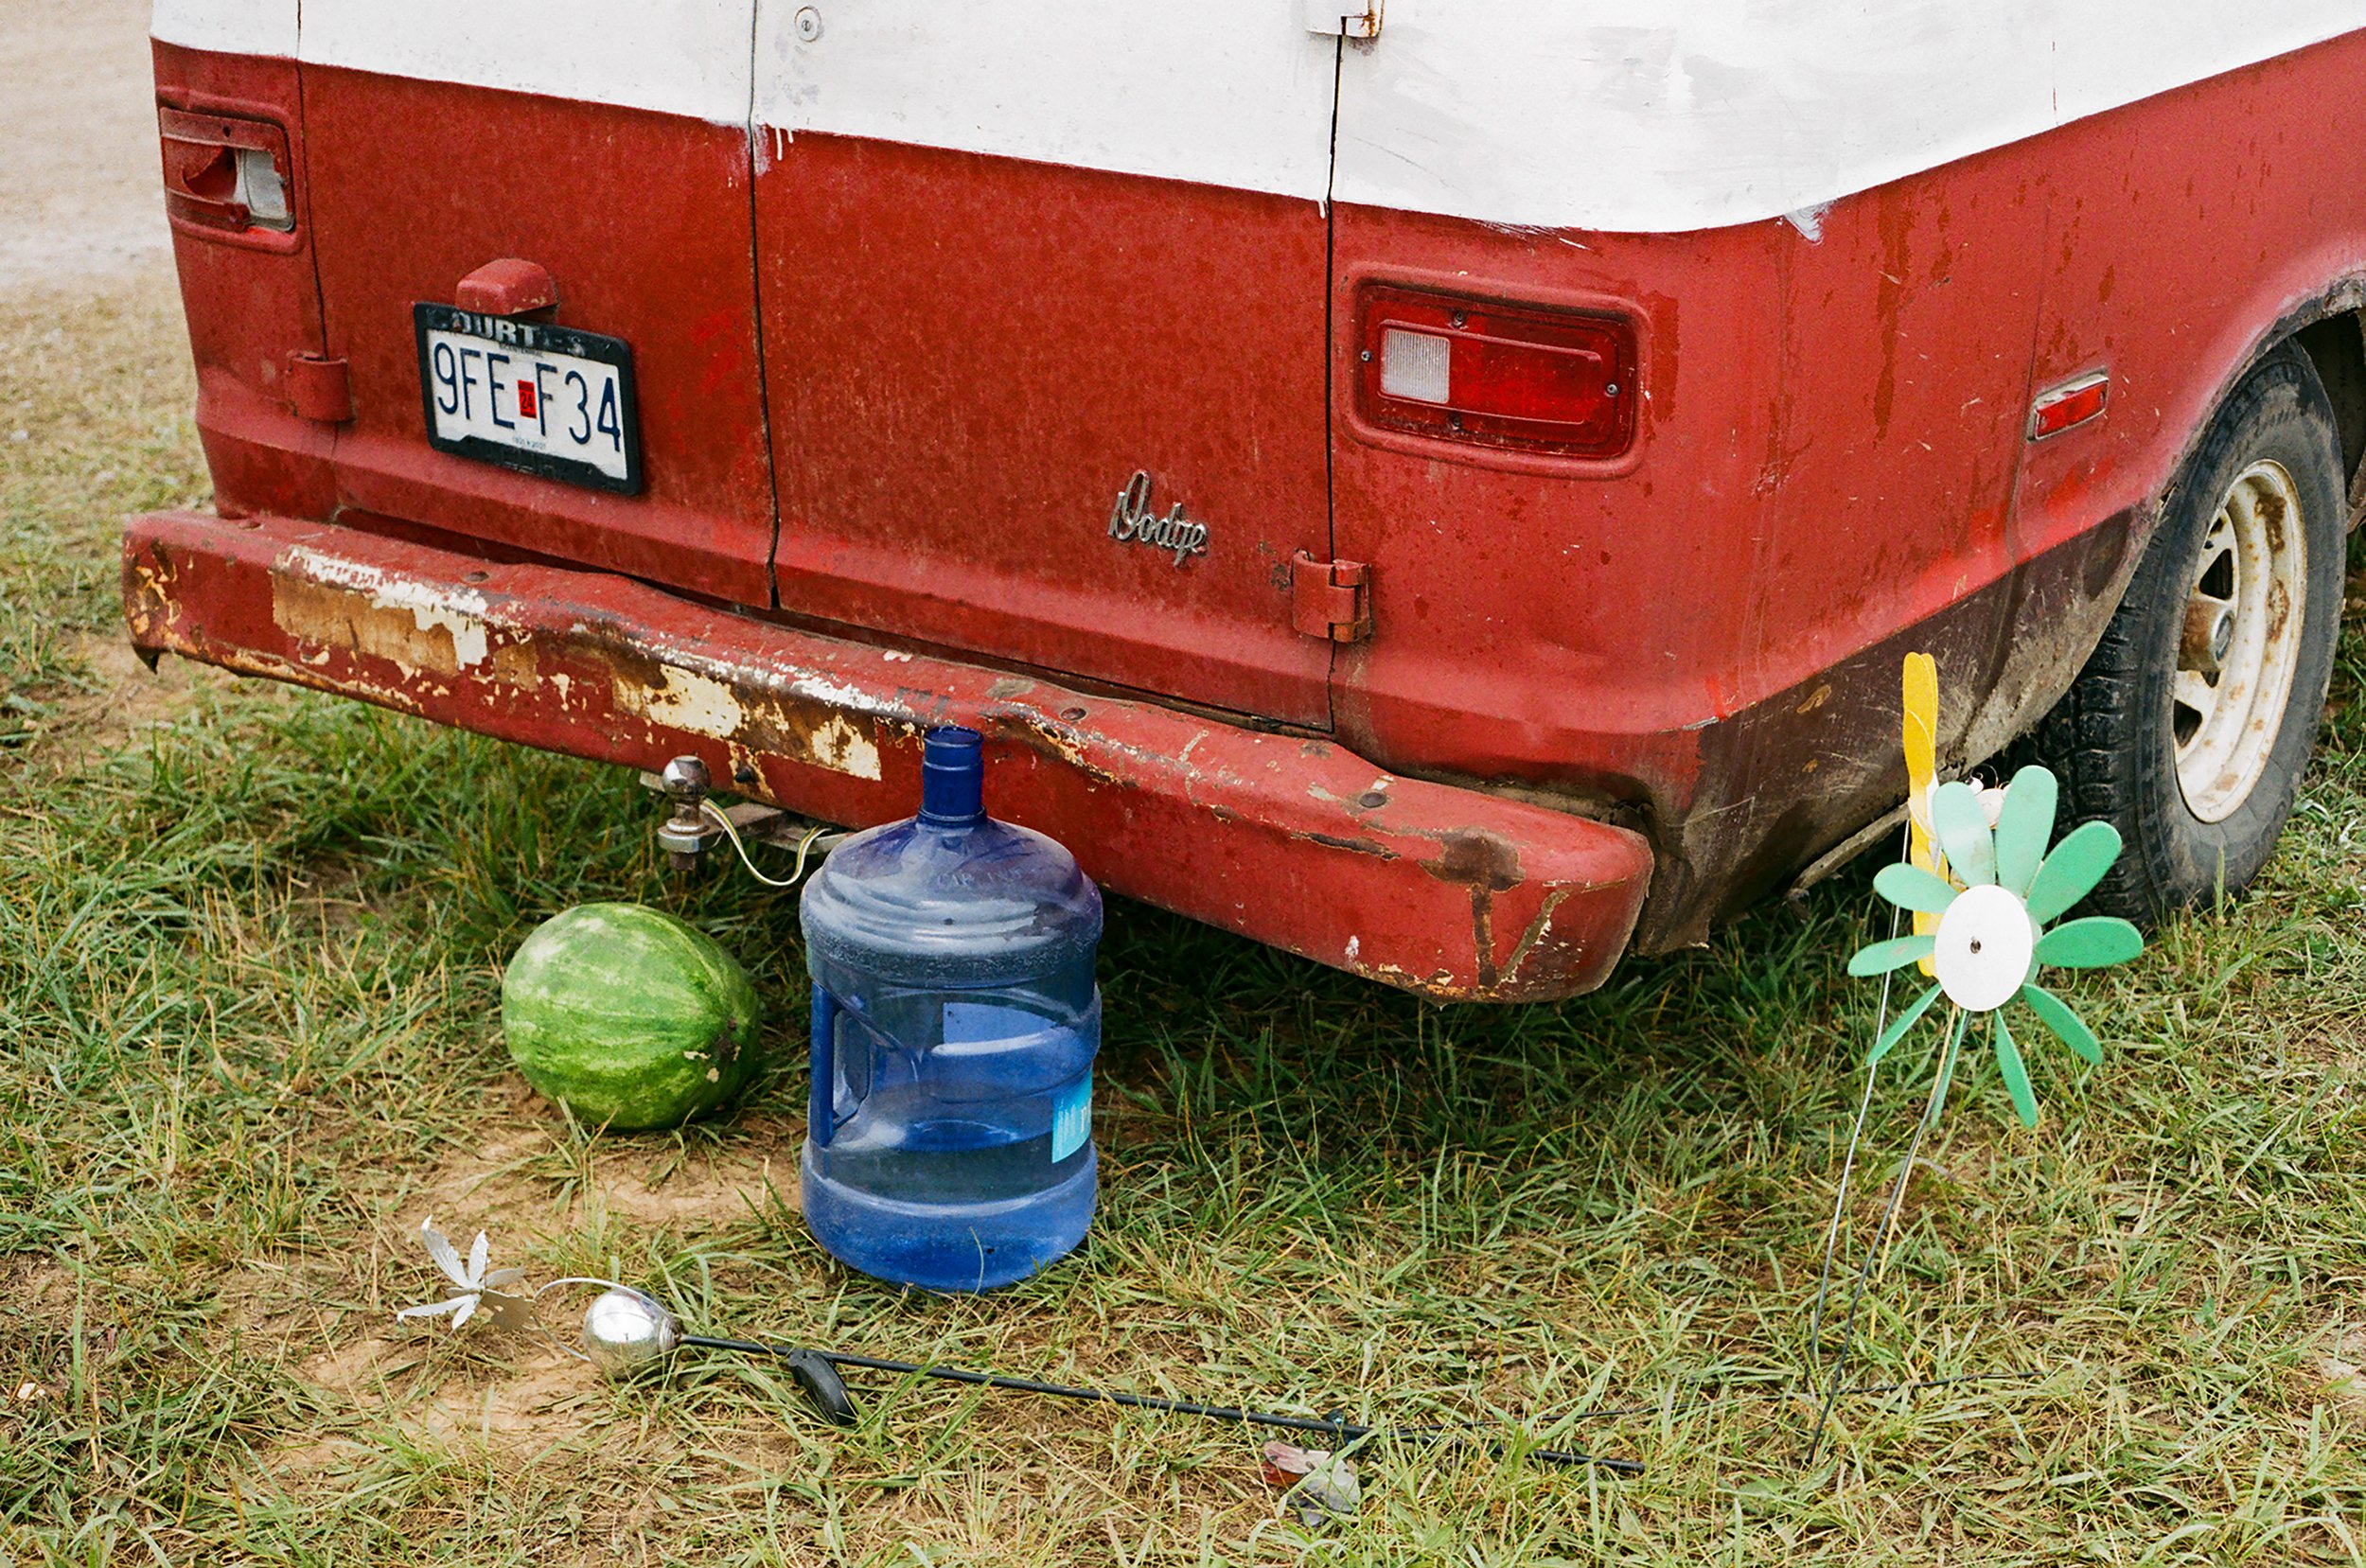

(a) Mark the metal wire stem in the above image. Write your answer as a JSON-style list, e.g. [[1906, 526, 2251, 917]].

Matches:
[[1801, 1003, 1969, 1469], [1809, 877, 1907, 1365]]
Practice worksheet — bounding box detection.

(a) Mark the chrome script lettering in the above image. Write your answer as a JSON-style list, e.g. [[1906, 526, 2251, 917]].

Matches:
[[1105, 470, 1210, 567]]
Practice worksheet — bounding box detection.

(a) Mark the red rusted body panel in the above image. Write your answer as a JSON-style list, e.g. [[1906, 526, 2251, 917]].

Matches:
[[123, 510, 1654, 1001], [135, 23, 2366, 998], [1325, 34, 2366, 947], [296, 63, 777, 605], [152, 41, 337, 523], [755, 135, 1337, 727], [1328, 161, 2057, 947]]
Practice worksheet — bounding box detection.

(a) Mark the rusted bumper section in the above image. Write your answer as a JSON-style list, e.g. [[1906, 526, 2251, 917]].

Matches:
[[123, 510, 1653, 1000]]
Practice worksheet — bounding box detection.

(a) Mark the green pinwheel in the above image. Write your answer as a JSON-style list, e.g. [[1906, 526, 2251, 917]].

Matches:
[[1845, 765, 2142, 1128]]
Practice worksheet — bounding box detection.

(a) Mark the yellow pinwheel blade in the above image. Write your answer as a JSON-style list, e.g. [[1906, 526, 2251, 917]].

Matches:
[[1902, 651, 1937, 821], [1901, 652, 1940, 974]]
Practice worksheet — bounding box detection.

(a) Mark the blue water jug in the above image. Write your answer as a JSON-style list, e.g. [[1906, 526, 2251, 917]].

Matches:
[[798, 727, 1104, 1290]]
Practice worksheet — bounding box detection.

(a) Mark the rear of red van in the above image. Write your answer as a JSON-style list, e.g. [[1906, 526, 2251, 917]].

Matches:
[[129, 1, 1661, 1002], [131, 2, 2366, 998]]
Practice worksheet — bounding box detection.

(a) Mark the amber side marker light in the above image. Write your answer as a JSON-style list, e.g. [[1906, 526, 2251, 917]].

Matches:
[[2029, 371, 2109, 439], [159, 107, 294, 235], [1360, 287, 1637, 460]]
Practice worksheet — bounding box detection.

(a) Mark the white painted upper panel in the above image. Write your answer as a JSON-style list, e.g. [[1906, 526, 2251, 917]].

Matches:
[[1332, 0, 2366, 233], [750, 0, 1339, 203], [158, 0, 2366, 232], [298, 0, 757, 126], [151, 0, 296, 58]]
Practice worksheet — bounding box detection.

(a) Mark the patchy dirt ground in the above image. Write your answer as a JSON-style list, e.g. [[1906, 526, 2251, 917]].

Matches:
[[0, 0, 169, 292]]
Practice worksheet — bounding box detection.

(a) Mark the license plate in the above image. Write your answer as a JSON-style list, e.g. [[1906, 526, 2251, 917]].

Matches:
[[414, 304, 642, 494]]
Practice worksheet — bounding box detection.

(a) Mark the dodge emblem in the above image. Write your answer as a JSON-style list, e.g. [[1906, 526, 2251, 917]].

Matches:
[[1105, 470, 1209, 567]]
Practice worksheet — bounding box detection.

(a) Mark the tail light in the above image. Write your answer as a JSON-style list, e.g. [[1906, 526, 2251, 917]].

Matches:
[[1359, 286, 1637, 460], [159, 108, 294, 238]]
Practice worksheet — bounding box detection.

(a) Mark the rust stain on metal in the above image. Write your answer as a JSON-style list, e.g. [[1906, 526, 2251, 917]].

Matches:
[[1417, 828, 1526, 991], [270, 572, 468, 676], [1298, 831, 1398, 857], [603, 646, 886, 782], [1010, 714, 1123, 788], [1493, 887, 1580, 994], [490, 642, 539, 687], [1423, 828, 1523, 892], [184, 636, 431, 717], [740, 692, 884, 782]]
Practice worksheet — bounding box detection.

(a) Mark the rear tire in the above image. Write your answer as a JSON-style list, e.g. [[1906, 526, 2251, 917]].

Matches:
[[2026, 343, 2347, 921]]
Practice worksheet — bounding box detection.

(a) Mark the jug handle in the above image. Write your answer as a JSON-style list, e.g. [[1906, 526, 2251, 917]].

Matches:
[[808, 986, 839, 1148]]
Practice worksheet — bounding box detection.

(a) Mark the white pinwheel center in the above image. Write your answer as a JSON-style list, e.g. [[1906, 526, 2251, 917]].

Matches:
[[1932, 883, 2036, 1013]]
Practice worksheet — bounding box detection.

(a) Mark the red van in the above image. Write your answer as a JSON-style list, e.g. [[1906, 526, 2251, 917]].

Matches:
[[128, 2, 2366, 1000]]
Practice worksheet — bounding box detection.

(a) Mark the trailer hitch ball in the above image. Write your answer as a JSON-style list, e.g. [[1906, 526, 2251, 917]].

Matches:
[[658, 755, 713, 871]]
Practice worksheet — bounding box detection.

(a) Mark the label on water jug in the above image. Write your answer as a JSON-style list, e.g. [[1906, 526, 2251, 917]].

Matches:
[[943, 1000, 1038, 1042], [1051, 1074, 1091, 1163]]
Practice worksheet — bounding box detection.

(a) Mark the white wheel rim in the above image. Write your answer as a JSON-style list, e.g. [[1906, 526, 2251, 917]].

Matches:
[[2172, 458, 2307, 823]]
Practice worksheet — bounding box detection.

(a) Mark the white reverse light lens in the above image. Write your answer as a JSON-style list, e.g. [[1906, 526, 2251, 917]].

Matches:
[[234, 147, 291, 231], [1380, 327, 1451, 404]]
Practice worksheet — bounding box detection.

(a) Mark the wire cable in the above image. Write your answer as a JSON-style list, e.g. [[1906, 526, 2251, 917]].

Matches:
[[699, 798, 830, 889]]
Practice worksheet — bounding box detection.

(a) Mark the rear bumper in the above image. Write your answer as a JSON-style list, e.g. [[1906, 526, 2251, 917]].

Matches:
[[123, 510, 1653, 1001]]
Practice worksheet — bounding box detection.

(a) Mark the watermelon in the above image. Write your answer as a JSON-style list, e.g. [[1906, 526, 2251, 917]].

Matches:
[[502, 903, 763, 1130]]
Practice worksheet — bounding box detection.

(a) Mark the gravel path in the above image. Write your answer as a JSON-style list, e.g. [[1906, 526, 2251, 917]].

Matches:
[[0, 0, 170, 291]]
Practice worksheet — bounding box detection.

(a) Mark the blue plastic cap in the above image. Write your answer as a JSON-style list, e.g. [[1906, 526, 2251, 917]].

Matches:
[[918, 726, 985, 824]]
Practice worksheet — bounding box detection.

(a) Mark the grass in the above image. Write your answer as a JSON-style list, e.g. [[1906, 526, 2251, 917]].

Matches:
[[5, 270, 2366, 1564]]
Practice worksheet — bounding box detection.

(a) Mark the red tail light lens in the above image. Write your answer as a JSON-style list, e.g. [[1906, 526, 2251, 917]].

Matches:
[[159, 108, 294, 237], [1359, 287, 1636, 459]]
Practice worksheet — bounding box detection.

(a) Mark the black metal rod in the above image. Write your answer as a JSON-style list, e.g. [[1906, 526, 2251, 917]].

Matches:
[[1803, 1006, 1970, 1470], [678, 1333, 1645, 1475], [1386, 1367, 2040, 1434]]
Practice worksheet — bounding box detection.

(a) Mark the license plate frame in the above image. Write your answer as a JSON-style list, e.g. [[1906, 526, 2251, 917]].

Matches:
[[413, 303, 643, 495]]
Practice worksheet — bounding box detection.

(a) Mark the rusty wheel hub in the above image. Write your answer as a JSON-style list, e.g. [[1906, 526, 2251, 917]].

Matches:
[[2172, 459, 2307, 823]]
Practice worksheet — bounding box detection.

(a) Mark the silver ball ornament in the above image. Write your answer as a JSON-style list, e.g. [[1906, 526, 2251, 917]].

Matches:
[[581, 1287, 680, 1378]]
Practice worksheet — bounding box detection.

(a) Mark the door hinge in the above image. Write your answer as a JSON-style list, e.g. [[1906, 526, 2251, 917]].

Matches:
[[285, 353, 353, 423], [1291, 551, 1373, 643]]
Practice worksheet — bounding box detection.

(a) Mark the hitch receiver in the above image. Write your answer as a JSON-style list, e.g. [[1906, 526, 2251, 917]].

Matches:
[[643, 755, 846, 872]]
